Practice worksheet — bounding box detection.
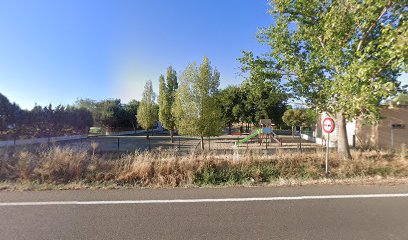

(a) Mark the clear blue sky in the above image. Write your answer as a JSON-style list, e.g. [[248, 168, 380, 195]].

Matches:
[[0, 0, 273, 110], [0, 0, 407, 110]]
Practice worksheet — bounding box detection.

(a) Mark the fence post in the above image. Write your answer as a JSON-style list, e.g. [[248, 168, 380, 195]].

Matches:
[[265, 136, 268, 150], [117, 138, 120, 153], [299, 127, 302, 153]]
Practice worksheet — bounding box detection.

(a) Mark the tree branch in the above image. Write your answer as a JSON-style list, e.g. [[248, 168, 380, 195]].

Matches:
[[357, 0, 393, 52], [318, 36, 325, 49]]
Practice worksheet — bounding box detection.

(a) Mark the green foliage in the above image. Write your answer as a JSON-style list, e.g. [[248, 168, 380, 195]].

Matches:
[[76, 98, 138, 130], [0, 93, 21, 132], [258, 0, 408, 122], [172, 57, 224, 138], [137, 80, 158, 131], [389, 93, 408, 106], [282, 108, 317, 128], [125, 100, 140, 129], [238, 51, 289, 125], [0, 93, 93, 139], [218, 85, 242, 128], [158, 66, 178, 137]]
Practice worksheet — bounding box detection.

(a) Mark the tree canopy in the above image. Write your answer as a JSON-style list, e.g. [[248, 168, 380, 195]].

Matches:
[[137, 80, 158, 132], [172, 56, 224, 149], [158, 66, 178, 142], [238, 51, 289, 126], [252, 0, 408, 159]]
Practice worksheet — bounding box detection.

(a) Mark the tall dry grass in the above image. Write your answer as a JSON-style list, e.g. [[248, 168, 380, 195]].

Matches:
[[0, 146, 407, 187]]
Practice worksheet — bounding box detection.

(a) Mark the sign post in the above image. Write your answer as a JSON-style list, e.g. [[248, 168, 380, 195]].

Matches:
[[322, 117, 335, 174]]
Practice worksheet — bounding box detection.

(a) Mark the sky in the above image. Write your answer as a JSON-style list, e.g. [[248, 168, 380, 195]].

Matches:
[[0, 0, 273, 110], [0, 0, 407, 110]]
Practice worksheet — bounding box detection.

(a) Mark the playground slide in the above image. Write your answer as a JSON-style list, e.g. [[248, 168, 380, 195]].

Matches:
[[234, 127, 279, 147], [235, 129, 262, 146]]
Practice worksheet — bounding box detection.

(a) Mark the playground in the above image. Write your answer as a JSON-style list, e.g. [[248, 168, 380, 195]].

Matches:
[[53, 119, 320, 154]]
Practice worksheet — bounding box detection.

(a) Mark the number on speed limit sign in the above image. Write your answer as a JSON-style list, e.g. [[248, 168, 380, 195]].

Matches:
[[323, 117, 335, 134]]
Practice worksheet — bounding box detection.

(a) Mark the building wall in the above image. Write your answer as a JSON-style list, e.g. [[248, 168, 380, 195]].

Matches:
[[356, 106, 408, 149]]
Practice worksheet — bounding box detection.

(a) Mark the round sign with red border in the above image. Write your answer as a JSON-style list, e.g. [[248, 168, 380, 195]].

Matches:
[[322, 117, 335, 133]]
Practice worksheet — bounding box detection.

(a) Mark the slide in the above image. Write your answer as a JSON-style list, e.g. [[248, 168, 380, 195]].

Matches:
[[235, 128, 263, 146], [234, 127, 280, 147]]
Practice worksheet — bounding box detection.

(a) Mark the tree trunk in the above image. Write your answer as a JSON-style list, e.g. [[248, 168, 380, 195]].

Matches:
[[228, 124, 232, 135], [170, 130, 174, 143], [146, 131, 151, 150], [336, 112, 352, 160], [200, 136, 204, 150], [292, 125, 295, 139]]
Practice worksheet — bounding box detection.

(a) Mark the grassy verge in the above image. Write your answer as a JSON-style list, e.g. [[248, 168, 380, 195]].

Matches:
[[0, 146, 407, 190]]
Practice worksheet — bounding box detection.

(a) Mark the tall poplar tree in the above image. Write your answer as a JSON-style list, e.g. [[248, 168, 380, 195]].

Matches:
[[158, 66, 178, 143], [172, 57, 224, 150], [137, 80, 158, 135]]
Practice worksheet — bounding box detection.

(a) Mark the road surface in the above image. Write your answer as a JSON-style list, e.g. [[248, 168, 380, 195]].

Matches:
[[1, 185, 408, 240]]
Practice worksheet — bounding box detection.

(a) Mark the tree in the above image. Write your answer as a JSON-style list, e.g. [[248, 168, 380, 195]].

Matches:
[[172, 56, 224, 150], [158, 66, 178, 143], [389, 93, 408, 106], [76, 98, 138, 130], [282, 109, 317, 138], [239, 51, 289, 126], [137, 80, 158, 134], [256, 0, 408, 159], [218, 85, 242, 134], [125, 100, 140, 130]]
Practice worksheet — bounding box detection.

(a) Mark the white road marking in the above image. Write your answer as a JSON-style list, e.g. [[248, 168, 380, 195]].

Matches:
[[1, 193, 408, 207]]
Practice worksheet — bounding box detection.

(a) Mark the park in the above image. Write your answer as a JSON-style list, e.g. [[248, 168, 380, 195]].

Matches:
[[0, 0, 407, 188], [0, 1, 408, 239]]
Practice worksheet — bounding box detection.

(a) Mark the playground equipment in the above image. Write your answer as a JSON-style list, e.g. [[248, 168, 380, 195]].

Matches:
[[234, 119, 282, 147]]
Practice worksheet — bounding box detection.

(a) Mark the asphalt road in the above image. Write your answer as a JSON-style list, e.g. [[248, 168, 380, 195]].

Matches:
[[1, 185, 408, 240]]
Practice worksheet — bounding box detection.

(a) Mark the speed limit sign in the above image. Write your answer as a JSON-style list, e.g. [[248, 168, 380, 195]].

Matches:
[[322, 117, 335, 175], [323, 117, 335, 133]]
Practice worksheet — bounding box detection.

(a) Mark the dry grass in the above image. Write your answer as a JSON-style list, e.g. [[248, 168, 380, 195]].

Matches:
[[0, 145, 407, 190]]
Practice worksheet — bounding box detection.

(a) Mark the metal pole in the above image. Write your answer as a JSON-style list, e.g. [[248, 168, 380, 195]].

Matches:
[[265, 135, 268, 150], [391, 127, 394, 148], [178, 136, 181, 150], [117, 138, 120, 153], [325, 133, 329, 174], [299, 127, 302, 152]]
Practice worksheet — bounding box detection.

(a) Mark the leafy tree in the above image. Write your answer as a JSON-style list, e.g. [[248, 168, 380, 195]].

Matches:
[[76, 98, 138, 130], [282, 109, 317, 138], [256, 0, 408, 159], [125, 100, 140, 130], [0, 93, 18, 132], [158, 66, 178, 143], [239, 51, 289, 126], [137, 80, 158, 134], [218, 85, 242, 134], [389, 93, 408, 106], [173, 56, 224, 150], [0, 93, 93, 139]]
